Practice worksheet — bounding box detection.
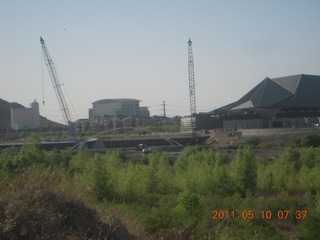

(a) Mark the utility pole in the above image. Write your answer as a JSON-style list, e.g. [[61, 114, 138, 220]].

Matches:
[[188, 38, 197, 142], [163, 101, 166, 118]]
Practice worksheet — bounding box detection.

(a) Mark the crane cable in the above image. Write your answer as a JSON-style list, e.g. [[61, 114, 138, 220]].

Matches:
[[41, 49, 45, 106]]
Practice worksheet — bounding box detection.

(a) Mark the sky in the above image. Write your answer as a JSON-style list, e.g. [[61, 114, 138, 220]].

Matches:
[[1, 0, 320, 124]]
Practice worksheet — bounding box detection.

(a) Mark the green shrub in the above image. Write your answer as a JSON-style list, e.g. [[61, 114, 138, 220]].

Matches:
[[144, 207, 176, 232], [243, 136, 261, 147], [0, 135, 69, 176], [175, 190, 203, 230], [231, 146, 257, 197], [294, 133, 320, 148], [89, 154, 114, 201], [316, 192, 320, 212], [299, 165, 320, 193], [299, 211, 320, 240], [210, 164, 234, 196], [279, 147, 301, 172], [106, 150, 127, 167], [70, 147, 92, 174], [299, 147, 320, 169]]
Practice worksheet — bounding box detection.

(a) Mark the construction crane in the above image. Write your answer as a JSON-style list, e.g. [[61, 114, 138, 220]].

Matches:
[[188, 38, 197, 142], [40, 37, 77, 141]]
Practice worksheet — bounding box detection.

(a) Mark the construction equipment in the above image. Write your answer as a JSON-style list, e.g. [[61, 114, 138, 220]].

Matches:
[[40, 37, 77, 141], [188, 39, 197, 142]]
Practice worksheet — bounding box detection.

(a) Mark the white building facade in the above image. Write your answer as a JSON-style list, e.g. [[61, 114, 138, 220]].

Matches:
[[11, 100, 40, 130], [180, 116, 193, 132]]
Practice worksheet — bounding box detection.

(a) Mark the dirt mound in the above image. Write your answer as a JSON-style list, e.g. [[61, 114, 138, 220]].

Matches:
[[0, 186, 133, 240], [207, 131, 242, 147]]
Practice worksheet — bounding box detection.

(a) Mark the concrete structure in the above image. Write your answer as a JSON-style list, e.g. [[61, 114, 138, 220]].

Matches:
[[200, 74, 320, 130], [139, 107, 150, 117], [88, 108, 94, 119], [11, 100, 40, 130], [181, 116, 193, 132], [89, 99, 140, 119]]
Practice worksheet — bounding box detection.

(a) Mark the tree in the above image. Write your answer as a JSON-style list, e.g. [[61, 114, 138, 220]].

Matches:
[[88, 154, 113, 201], [176, 190, 203, 230], [231, 146, 257, 197]]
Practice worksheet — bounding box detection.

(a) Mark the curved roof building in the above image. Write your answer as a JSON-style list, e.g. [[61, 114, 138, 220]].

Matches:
[[205, 74, 320, 129], [92, 98, 141, 105], [91, 98, 141, 118]]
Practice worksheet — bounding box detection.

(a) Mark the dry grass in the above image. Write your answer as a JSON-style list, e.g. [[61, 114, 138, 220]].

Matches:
[[0, 184, 134, 240], [0, 169, 151, 240]]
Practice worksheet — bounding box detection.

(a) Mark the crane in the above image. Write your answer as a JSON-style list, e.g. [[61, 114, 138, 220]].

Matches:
[[188, 38, 197, 142], [40, 37, 77, 141]]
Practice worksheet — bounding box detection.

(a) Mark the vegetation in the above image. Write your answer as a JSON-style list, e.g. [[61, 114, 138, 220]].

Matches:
[[142, 124, 181, 133], [0, 185, 133, 240], [0, 123, 181, 143], [243, 136, 261, 147], [0, 134, 320, 239], [294, 133, 320, 148]]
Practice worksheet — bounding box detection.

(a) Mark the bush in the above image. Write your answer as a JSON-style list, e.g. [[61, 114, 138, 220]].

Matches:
[[175, 190, 203, 230], [279, 147, 301, 172], [0, 185, 133, 240], [231, 146, 257, 197], [3, 138, 320, 239], [299, 212, 320, 240], [294, 133, 320, 148], [299, 147, 320, 169], [243, 136, 261, 147]]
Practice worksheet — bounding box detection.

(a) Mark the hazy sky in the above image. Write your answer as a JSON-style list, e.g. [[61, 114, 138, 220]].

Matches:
[[1, 0, 320, 123]]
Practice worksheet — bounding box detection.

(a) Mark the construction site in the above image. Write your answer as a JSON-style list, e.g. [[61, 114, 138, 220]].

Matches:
[[2, 37, 320, 152]]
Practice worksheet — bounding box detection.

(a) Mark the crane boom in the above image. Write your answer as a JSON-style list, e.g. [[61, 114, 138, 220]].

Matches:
[[40, 37, 76, 141], [188, 39, 197, 141]]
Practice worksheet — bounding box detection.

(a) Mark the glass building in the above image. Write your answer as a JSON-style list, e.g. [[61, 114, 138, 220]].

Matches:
[[90, 99, 140, 118]]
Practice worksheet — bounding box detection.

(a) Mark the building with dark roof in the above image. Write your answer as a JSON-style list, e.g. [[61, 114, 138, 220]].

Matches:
[[200, 74, 320, 130]]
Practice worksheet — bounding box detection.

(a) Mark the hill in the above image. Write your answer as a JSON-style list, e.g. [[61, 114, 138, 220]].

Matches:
[[0, 98, 64, 130], [0, 98, 24, 129]]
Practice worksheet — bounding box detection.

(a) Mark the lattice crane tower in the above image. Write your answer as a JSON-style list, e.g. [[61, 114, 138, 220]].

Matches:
[[188, 38, 197, 141]]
